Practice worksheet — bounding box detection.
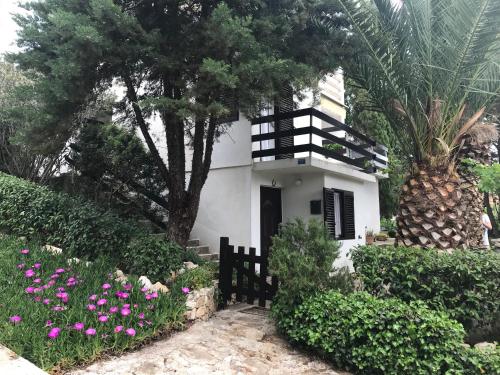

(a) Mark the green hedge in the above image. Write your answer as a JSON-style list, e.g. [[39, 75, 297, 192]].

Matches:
[[276, 291, 498, 374], [351, 245, 500, 336], [0, 173, 188, 282]]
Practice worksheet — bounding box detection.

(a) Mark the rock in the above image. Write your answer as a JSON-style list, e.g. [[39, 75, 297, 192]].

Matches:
[[152, 282, 169, 294], [43, 244, 62, 254], [18, 236, 27, 242], [461, 343, 471, 349], [195, 306, 207, 319], [67, 257, 81, 265], [474, 342, 496, 351], [183, 261, 198, 270], [178, 267, 186, 275], [138, 276, 153, 290], [115, 269, 125, 278]]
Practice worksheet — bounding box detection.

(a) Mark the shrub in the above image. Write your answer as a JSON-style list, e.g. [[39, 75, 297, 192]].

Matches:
[[123, 236, 184, 283], [459, 347, 500, 374], [0, 235, 186, 372], [277, 291, 466, 375], [351, 245, 500, 337], [269, 219, 353, 316], [380, 217, 396, 232], [174, 263, 217, 291]]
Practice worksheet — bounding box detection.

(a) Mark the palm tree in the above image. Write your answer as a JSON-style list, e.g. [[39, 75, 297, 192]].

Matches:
[[324, 0, 500, 249]]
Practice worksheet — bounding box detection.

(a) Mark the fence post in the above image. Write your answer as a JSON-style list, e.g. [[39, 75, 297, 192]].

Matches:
[[236, 246, 244, 302], [258, 255, 268, 307], [247, 247, 256, 305], [218, 237, 229, 308]]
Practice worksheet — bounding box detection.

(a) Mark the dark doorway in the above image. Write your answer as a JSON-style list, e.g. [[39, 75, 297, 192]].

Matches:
[[260, 186, 282, 257]]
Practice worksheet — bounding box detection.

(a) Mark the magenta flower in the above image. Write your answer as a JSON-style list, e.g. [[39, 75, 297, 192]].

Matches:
[[138, 312, 145, 319], [85, 328, 96, 336], [55, 268, 65, 274], [17, 263, 25, 269], [97, 298, 107, 306], [98, 315, 108, 323], [43, 298, 51, 305], [34, 296, 42, 302], [24, 269, 35, 278], [47, 280, 56, 287], [87, 304, 96, 311], [74, 322, 84, 331], [57, 287, 65, 292], [89, 294, 97, 301], [140, 287, 149, 293], [33, 287, 42, 293], [25, 286, 35, 294], [103, 291, 108, 296], [114, 325, 123, 333], [33, 263, 41, 269], [45, 320, 53, 327], [115, 291, 129, 299], [109, 306, 118, 314], [52, 305, 65, 311], [181, 287, 190, 294], [123, 283, 132, 291], [9, 315, 22, 324], [102, 283, 112, 290], [120, 308, 131, 317], [48, 327, 61, 339], [33, 278, 41, 284], [133, 304, 138, 308], [122, 304, 130, 309], [20, 249, 29, 255], [50, 274, 60, 279], [125, 328, 136, 336], [138, 321, 144, 327]]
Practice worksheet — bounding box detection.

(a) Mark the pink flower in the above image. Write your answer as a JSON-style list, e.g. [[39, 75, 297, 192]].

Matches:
[[43, 298, 51, 305], [109, 306, 118, 314], [56, 292, 69, 304], [34, 296, 42, 302], [89, 294, 97, 301], [120, 308, 131, 317], [125, 328, 136, 336], [138, 312, 145, 319], [123, 283, 132, 291], [17, 263, 25, 269], [74, 322, 84, 330], [20, 249, 29, 254], [97, 298, 107, 306], [45, 320, 53, 327], [50, 274, 60, 279], [33, 263, 41, 269], [140, 287, 149, 293], [24, 269, 35, 278], [87, 304, 96, 311], [25, 286, 35, 294], [47, 280, 56, 287], [52, 305, 65, 311], [98, 315, 108, 323], [181, 287, 190, 294], [114, 325, 123, 333], [55, 268, 65, 274], [57, 287, 65, 292], [85, 328, 96, 336], [48, 327, 61, 339], [102, 291, 108, 295], [102, 283, 112, 290], [138, 321, 144, 327], [33, 287, 42, 293], [115, 291, 129, 299], [122, 304, 130, 309], [133, 304, 138, 308], [33, 278, 41, 284], [9, 315, 22, 324]]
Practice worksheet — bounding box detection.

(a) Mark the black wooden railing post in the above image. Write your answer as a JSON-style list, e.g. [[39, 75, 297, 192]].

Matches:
[[218, 237, 228, 308], [236, 246, 244, 302], [247, 247, 256, 305]]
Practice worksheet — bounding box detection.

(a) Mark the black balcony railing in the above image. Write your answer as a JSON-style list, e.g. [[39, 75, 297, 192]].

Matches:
[[251, 107, 388, 173]]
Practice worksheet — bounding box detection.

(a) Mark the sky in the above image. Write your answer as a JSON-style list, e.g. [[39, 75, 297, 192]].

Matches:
[[0, 0, 23, 55]]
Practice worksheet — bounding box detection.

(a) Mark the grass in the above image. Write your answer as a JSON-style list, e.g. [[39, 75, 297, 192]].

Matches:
[[0, 234, 190, 373]]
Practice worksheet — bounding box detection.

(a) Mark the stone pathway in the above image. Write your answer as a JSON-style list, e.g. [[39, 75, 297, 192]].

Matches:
[[68, 304, 347, 375]]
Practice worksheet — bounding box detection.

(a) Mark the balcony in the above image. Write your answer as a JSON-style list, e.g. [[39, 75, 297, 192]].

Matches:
[[251, 107, 388, 174]]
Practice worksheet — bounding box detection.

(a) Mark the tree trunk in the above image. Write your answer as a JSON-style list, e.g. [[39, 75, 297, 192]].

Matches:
[[396, 163, 467, 250], [165, 192, 202, 247]]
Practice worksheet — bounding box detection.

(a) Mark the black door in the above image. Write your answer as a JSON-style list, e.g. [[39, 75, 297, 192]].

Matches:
[[260, 186, 282, 257]]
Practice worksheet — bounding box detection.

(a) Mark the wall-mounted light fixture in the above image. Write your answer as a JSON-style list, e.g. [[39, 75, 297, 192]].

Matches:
[[295, 178, 303, 186]]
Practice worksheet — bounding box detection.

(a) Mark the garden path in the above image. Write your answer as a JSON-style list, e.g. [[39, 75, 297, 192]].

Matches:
[[68, 304, 348, 375]]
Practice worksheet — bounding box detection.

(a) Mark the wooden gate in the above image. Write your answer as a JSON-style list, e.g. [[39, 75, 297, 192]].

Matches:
[[218, 237, 278, 308]]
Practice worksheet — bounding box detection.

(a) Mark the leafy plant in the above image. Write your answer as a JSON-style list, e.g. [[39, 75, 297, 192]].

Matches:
[[123, 236, 184, 284], [277, 291, 467, 374], [174, 263, 217, 291], [269, 219, 352, 317], [323, 143, 344, 153], [0, 235, 186, 372], [380, 217, 396, 232], [351, 245, 500, 339]]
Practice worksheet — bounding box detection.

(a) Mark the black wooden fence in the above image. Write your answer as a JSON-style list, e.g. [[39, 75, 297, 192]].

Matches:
[[218, 237, 278, 308]]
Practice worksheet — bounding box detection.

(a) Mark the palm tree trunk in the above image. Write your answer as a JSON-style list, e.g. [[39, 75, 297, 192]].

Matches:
[[396, 163, 467, 250]]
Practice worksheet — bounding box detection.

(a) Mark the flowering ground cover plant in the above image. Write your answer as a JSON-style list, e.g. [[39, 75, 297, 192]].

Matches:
[[0, 235, 187, 372]]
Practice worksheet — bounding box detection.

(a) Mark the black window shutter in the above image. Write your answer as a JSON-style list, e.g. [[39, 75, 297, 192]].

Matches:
[[217, 89, 239, 124], [323, 188, 335, 237], [342, 191, 355, 239], [274, 85, 294, 159]]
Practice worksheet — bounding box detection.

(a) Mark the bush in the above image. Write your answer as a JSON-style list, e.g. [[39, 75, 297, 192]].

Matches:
[[351, 245, 500, 337], [380, 217, 396, 232], [174, 263, 217, 291], [269, 219, 353, 316], [277, 291, 467, 374], [123, 236, 184, 283], [0, 235, 186, 372], [459, 347, 500, 374]]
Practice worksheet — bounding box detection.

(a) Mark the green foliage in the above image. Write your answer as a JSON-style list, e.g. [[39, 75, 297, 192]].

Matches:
[[174, 263, 217, 291], [474, 162, 500, 194], [269, 219, 352, 316], [323, 143, 344, 153], [123, 236, 184, 284], [352, 245, 500, 336], [458, 347, 500, 375], [380, 217, 396, 232], [276, 291, 467, 374], [0, 234, 186, 372]]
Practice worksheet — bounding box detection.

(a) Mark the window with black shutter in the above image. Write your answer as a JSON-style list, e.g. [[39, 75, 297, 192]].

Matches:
[[274, 86, 294, 159], [216, 89, 239, 124], [323, 188, 355, 240]]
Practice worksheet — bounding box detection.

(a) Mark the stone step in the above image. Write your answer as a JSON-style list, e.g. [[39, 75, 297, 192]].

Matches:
[[199, 253, 219, 261], [187, 245, 210, 255], [187, 239, 200, 247]]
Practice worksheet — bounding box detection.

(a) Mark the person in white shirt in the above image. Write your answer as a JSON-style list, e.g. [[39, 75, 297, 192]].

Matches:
[[482, 212, 492, 247]]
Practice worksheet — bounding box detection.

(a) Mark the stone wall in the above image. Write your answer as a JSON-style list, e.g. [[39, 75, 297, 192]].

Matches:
[[184, 286, 217, 321]]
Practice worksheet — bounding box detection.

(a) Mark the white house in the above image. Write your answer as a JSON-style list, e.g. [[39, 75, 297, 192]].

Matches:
[[190, 72, 388, 269]]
